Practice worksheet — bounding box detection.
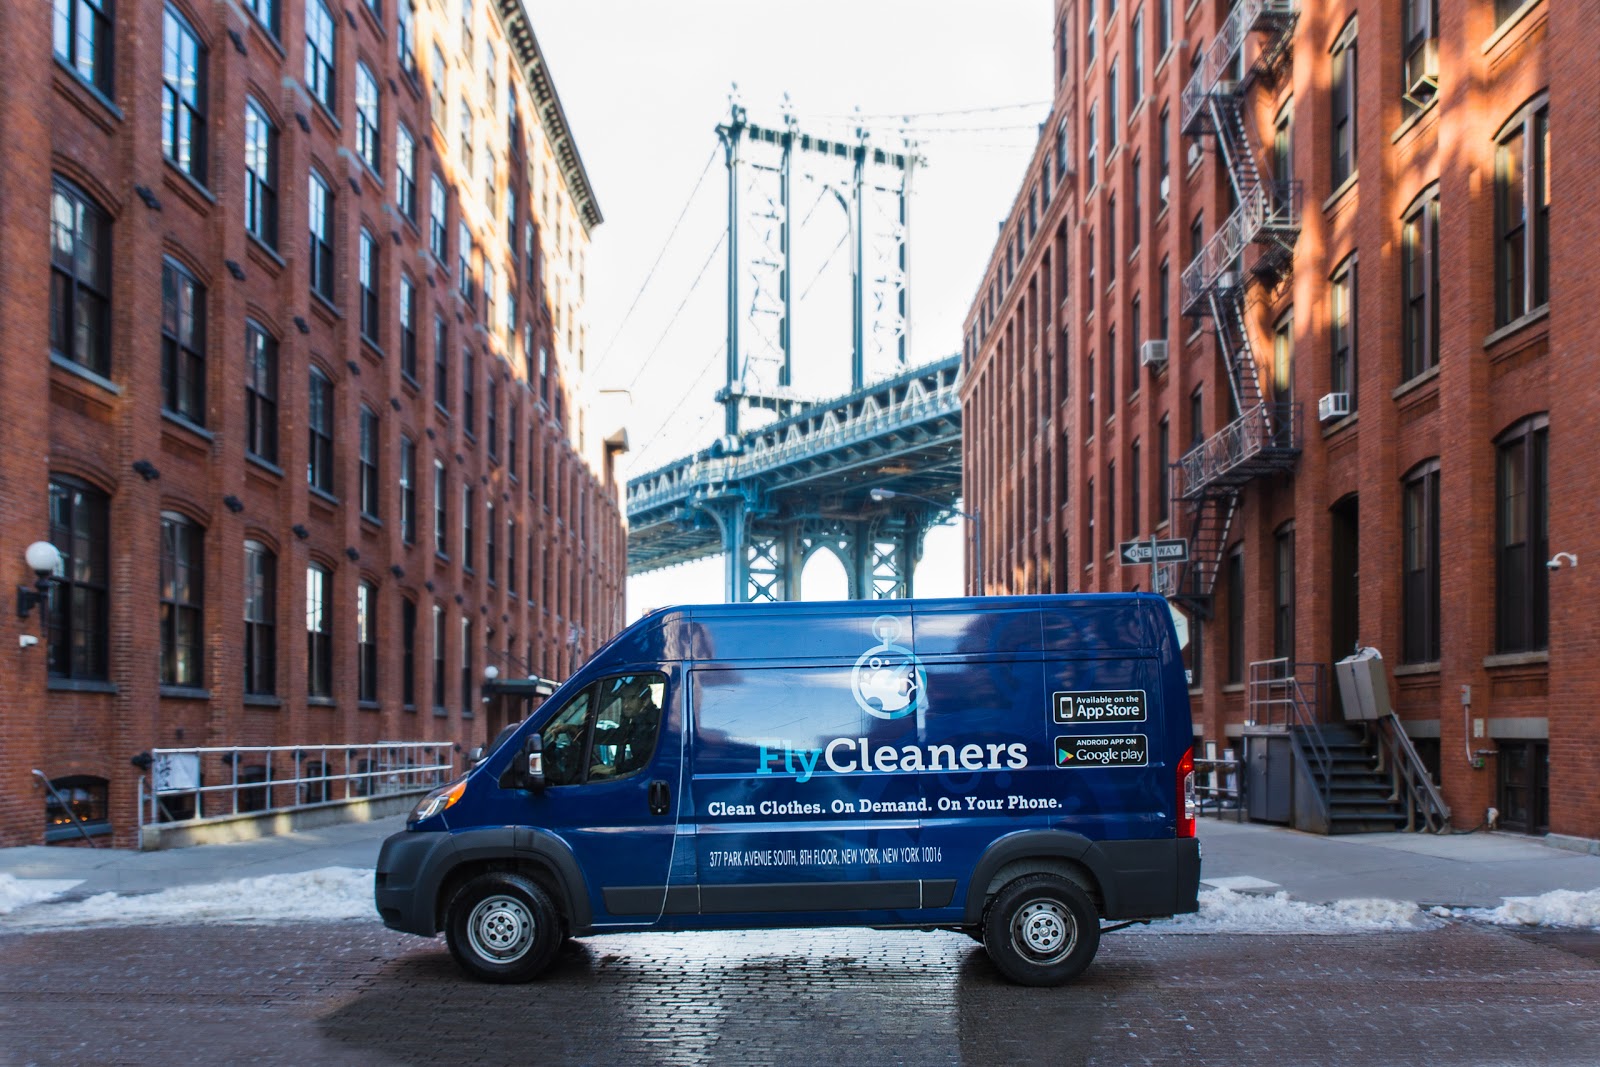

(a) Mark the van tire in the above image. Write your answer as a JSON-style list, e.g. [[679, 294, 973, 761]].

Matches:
[[445, 872, 562, 983], [982, 874, 1100, 986]]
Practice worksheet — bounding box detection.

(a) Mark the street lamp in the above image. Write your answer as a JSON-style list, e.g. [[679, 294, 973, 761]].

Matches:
[[16, 540, 62, 620], [868, 487, 983, 595]]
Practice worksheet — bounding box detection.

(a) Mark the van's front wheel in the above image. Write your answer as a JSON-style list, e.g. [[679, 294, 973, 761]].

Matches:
[[445, 872, 562, 983], [982, 874, 1100, 986]]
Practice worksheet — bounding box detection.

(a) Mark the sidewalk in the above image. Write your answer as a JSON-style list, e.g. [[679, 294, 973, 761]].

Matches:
[[4, 813, 1599, 910], [0, 814, 407, 900]]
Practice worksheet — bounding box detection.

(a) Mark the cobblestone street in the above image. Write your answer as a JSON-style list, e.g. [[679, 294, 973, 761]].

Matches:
[[4, 920, 1599, 1066]]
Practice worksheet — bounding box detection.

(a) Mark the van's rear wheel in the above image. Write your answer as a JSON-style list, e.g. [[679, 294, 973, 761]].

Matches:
[[982, 874, 1100, 986], [445, 872, 562, 983]]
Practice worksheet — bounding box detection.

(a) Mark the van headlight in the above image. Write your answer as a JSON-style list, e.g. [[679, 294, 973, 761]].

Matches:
[[410, 778, 466, 823]]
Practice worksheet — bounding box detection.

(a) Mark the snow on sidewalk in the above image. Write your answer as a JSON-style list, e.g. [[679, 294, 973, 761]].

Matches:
[[1158, 888, 1429, 933], [0, 875, 83, 915], [0, 867, 373, 929], [1431, 888, 1600, 929]]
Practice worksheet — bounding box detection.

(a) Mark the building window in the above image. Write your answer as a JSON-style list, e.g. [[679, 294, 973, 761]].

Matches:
[[308, 367, 334, 495], [1494, 0, 1524, 28], [306, 563, 332, 698], [1157, 257, 1170, 341], [356, 62, 380, 172], [1085, 0, 1097, 67], [1104, 461, 1115, 556], [1189, 387, 1204, 448], [49, 177, 112, 376], [245, 321, 278, 463], [45, 775, 110, 841], [486, 501, 498, 584], [161, 5, 207, 181], [55, 0, 115, 93], [1129, 296, 1141, 395], [47, 476, 109, 680], [1330, 258, 1357, 410], [484, 262, 497, 334], [358, 580, 378, 703], [1157, 105, 1170, 201], [1495, 415, 1549, 654], [462, 346, 476, 433], [1497, 740, 1549, 835], [244, 99, 279, 248], [459, 100, 474, 175], [1402, 0, 1437, 115], [1107, 61, 1119, 148], [1130, 157, 1142, 253], [508, 517, 518, 596], [1402, 190, 1440, 380], [1157, 416, 1170, 524], [1495, 100, 1550, 327], [1107, 196, 1117, 285], [433, 314, 449, 409], [160, 258, 206, 424], [433, 458, 448, 554], [399, 273, 418, 380], [431, 42, 447, 121], [1056, 118, 1069, 185], [462, 484, 476, 571], [396, 122, 417, 221], [1272, 310, 1294, 411], [1226, 545, 1244, 684], [308, 170, 334, 301], [508, 399, 520, 474], [1402, 459, 1440, 664], [1087, 101, 1099, 188], [1131, 11, 1144, 107], [1130, 439, 1142, 537], [359, 228, 380, 342], [430, 174, 448, 260], [487, 374, 499, 461], [458, 221, 474, 303], [1273, 523, 1295, 661], [159, 512, 204, 688], [397, 0, 415, 75], [460, 618, 474, 714], [432, 604, 446, 709], [305, 0, 336, 112], [360, 405, 380, 519], [402, 597, 418, 708], [399, 434, 417, 544], [1330, 23, 1357, 188], [1273, 100, 1294, 196], [244, 540, 276, 696], [1157, 0, 1171, 56]]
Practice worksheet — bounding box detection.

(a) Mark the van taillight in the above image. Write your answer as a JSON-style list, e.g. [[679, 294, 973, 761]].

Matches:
[[1177, 747, 1196, 838]]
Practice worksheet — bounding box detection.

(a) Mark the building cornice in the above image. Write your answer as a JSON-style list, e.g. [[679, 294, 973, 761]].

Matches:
[[494, 0, 603, 234]]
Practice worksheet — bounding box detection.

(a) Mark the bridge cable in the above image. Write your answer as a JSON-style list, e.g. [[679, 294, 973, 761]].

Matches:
[[623, 230, 728, 395]]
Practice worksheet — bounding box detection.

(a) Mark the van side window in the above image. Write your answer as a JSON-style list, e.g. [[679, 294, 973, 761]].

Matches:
[[538, 673, 665, 787]]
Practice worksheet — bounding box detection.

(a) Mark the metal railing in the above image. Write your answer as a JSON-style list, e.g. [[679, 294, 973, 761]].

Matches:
[[1248, 659, 1332, 823], [137, 741, 455, 830], [1174, 402, 1300, 499], [1180, 0, 1298, 132], [1374, 713, 1452, 833], [33, 769, 101, 847], [1194, 753, 1245, 822], [1180, 183, 1303, 313]]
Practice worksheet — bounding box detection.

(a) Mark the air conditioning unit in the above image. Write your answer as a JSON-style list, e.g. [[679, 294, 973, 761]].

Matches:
[[1159, 175, 1171, 202], [1140, 340, 1169, 370], [1318, 392, 1351, 422], [1403, 39, 1440, 107], [1186, 142, 1204, 169], [1217, 270, 1239, 290]]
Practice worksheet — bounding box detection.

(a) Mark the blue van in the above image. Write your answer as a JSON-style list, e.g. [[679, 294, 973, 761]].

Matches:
[[375, 594, 1200, 986]]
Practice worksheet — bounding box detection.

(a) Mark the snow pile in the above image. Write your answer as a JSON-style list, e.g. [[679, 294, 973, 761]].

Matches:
[[1432, 888, 1600, 929], [1, 866, 374, 929], [0, 875, 83, 915], [1157, 887, 1427, 933]]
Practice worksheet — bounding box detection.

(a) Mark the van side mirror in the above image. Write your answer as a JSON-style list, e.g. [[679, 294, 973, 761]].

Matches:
[[467, 745, 485, 768], [522, 733, 545, 790]]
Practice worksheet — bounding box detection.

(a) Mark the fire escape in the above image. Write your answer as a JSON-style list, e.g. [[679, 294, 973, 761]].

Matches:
[[1164, 0, 1301, 619]]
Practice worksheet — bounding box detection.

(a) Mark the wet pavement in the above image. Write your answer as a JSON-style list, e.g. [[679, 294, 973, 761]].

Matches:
[[4, 920, 1600, 1066]]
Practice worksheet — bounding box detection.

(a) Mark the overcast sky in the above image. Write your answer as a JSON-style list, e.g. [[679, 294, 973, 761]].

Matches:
[[526, 0, 1054, 614]]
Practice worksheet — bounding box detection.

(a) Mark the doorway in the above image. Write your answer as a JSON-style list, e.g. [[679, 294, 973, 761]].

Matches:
[[1329, 495, 1360, 665]]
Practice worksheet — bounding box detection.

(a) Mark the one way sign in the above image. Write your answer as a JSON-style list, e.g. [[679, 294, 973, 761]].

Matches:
[[1119, 538, 1190, 566]]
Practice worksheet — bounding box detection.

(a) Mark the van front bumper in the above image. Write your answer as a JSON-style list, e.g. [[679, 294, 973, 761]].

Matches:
[[374, 829, 454, 936]]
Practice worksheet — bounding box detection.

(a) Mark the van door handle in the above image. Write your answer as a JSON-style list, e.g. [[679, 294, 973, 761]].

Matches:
[[648, 779, 670, 816]]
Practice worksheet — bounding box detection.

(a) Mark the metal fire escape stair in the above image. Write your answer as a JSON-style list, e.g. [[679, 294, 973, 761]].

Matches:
[[1164, 0, 1302, 620]]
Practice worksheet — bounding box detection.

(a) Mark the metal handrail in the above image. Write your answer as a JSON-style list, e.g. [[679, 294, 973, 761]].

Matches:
[[1249, 659, 1333, 820], [1376, 713, 1452, 832], [1173, 402, 1300, 499], [33, 769, 100, 847], [1180, 0, 1299, 132], [1194, 756, 1245, 821], [137, 741, 454, 830]]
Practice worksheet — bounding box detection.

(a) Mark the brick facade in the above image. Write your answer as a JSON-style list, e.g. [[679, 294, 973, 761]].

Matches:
[[0, 0, 627, 846], [963, 0, 1593, 838]]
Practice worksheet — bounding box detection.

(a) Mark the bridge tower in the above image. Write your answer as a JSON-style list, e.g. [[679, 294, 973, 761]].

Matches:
[[627, 102, 966, 604]]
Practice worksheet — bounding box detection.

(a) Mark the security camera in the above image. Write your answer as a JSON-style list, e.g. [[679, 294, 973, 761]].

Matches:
[[1547, 552, 1578, 570]]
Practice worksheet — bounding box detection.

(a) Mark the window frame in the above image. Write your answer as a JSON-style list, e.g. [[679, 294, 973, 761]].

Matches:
[[1330, 21, 1358, 188], [399, 272, 418, 380], [245, 320, 279, 463], [304, 0, 336, 112], [358, 579, 378, 703], [1402, 188, 1440, 380], [308, 169, 335, 301], [1495, 415, 1549, 654], [359, 227, 380, 342], [359, 404, 381, 520], [244, 98, 280, 248], [306, 562, 333, 698], [49, 176, 113, 377], [47, 475, 110, 680], [161, 5, 208, 183], [54, 0, 116, 94], [160, 257, 207, 425], [159, 510, 205, 688], [1330, 256, 1357, 409], [1494, 99, 1550, 327], [399, 434, 417, 544], [244, 539, 276, 696], [308, 366, 335, 495], [356, 61, 381, 172], [1401, 459, 1441, 664], [1273, 522, 1295, 661], [396, 122, 417, 221]]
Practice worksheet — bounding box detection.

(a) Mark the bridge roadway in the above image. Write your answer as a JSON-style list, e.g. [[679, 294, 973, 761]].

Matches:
[[625, 356, 963, 599]]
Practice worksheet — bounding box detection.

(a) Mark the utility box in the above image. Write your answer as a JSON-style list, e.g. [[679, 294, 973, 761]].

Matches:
[[1335, 646, 1392, 722], [1244, 729, 1293, 824]]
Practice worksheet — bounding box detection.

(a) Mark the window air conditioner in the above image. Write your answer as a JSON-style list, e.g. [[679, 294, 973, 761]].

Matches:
[[1159, 175, 1171, 202], [1217, 270, 1239, 290], [1318, 392, 1351, 422], [1140, 340, 1169, 370], [1186, 142, 1204, 169], [1404, 39, 1440, 107]]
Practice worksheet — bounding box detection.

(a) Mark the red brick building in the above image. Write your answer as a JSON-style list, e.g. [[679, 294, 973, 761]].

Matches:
[[0, 0, 627, 846], [963, 0, 1598, 841]]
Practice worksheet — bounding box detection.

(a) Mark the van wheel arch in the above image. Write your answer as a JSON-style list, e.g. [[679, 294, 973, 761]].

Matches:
[[435, 857, 578, 937], [963, 831, 1114, 925]]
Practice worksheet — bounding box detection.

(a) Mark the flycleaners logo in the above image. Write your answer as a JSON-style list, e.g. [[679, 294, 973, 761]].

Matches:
[[851, 615, 927, 721]]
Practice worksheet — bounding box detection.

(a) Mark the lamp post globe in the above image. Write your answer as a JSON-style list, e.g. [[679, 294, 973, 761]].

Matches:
[[25, 541, 61, 577]]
